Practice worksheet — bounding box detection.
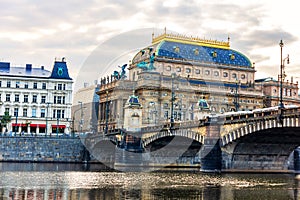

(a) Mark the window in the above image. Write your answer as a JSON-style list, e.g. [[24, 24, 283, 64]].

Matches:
[[42, 82, 46, 89], [32, 108, 37, 117], [186, 68, 191, 73], [62, 96, 65, 104], [163, 103, 169, 109], [63, 84, 66, 90], [0, 81, 1, 87], [166, 66, 171, 71], [205, 70, 210, 75], [195, 69, 200, 74], [176, 67, 181, 72], [57, 96, 62, 104], [14, 108, 18, 117], [57, 110, 61, 118], [232, 73, 237, 79], [223, 72, 228, 77], [241, 74, 246, 79], [58, 84, 62, 90], [16, 81, 20, 88], [54, 96, 57, 104], [24, 82, 28, 89], [53, 109, 56, 118], [0, 94, 1, 101], [6, 94, 10, 102], [7, 81, 11, 88], [41, 109, 45, 118], [33, 82, 37, 89], [164, 111, 169, 119], [41, 96, 46, 103], [5, 108, 9, 114], [24, 95, 28, 103], [61, 110, 65, 118], [273, 89, 277, 93], [23, 108, 27, 117], [214, 71, 219, 77], [15, 94, 19, 102], [32, 95, 37, 103]]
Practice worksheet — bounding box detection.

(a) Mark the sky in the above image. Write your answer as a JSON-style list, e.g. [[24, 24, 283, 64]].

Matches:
[[1, 0, 300, 91]]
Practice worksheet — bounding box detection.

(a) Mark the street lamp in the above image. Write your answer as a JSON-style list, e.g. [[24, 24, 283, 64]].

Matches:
[[105, 91, 110, 135], [45, 102, 51, 137], [279, 40, 289, 108], [170, 73, 176, 129], [78, 101, 84, 133], [234, 79, 240, 112], [14, 111, 18, 136]]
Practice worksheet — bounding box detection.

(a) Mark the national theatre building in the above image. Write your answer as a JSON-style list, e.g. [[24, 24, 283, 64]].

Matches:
[[97, 32, 300, 132]]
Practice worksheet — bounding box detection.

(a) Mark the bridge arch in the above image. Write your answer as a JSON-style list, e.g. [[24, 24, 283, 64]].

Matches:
[[220, 114, 300, 171], [142, 129, 204, 148]]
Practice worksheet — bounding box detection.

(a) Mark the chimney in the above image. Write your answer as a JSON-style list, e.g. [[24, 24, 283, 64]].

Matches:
[[0, 62, 10, 69], [26, 64, 32, 71]]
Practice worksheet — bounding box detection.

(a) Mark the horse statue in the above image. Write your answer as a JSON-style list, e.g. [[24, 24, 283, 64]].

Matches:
[[111, 64, 128, 80], [137, 53, 156, 71], [112, 71, 120, 80], [118, 64, 127, 79]]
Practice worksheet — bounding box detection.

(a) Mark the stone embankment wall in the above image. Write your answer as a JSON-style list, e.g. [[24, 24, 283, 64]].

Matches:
[[0, 137, 88, 162]]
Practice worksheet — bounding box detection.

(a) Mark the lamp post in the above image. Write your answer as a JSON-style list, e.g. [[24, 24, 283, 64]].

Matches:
[[78, 101, 83, 133], [56, 117, 59, 137], [170, 73, 176, 129], [45, 102, 51, 137], [14, 112, 18, 136], [279, 40, 289, 108], [105, 91, 109, 135], [234, 79, 240, 111]]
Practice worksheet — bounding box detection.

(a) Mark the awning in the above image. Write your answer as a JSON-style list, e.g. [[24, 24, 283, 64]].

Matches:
[[51, 125, 66, 129], [30, 124, 46, 128], [12, 123, 27, 127]]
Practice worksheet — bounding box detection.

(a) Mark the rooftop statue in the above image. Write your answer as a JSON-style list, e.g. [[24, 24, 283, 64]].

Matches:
[[137, 53, 156, 71], [112, 64, 128, 80]]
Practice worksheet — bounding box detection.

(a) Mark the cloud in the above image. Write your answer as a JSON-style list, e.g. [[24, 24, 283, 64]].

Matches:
[[1, 0, 300, 86]]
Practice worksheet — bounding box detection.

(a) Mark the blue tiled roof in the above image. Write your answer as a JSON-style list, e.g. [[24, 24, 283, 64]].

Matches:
[[156, 41, 251, 67]]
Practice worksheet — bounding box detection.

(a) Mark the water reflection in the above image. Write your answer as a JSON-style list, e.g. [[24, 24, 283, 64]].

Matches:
[[0, 163, 299, 199]]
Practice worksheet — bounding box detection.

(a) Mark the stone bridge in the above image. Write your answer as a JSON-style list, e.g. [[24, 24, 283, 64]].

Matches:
[[85, 106, 300, 172]]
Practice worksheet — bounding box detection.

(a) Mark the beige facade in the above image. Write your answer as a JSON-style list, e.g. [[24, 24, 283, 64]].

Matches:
[[255, 77, 300, 107], [72, 84, 99, 133], [97, 33, 300, 132]]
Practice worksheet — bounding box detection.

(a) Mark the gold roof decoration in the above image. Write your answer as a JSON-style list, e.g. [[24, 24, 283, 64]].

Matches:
[[152, 32, 230, 49]]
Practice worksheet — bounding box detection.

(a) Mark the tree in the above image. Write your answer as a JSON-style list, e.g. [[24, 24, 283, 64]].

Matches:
[[1, 112, 11, 132]]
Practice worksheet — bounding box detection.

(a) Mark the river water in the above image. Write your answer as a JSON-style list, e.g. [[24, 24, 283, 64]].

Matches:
[[0, 163, 299, 200]]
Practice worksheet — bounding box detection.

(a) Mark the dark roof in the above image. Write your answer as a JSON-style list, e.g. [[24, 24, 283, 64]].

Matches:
[[0, 65, 51, 78], [0, 60, 72, 80], [49, 61, 72, 80]]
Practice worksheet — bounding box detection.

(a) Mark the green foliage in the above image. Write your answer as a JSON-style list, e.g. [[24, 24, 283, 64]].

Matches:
[[0, 112, 11, 129]]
